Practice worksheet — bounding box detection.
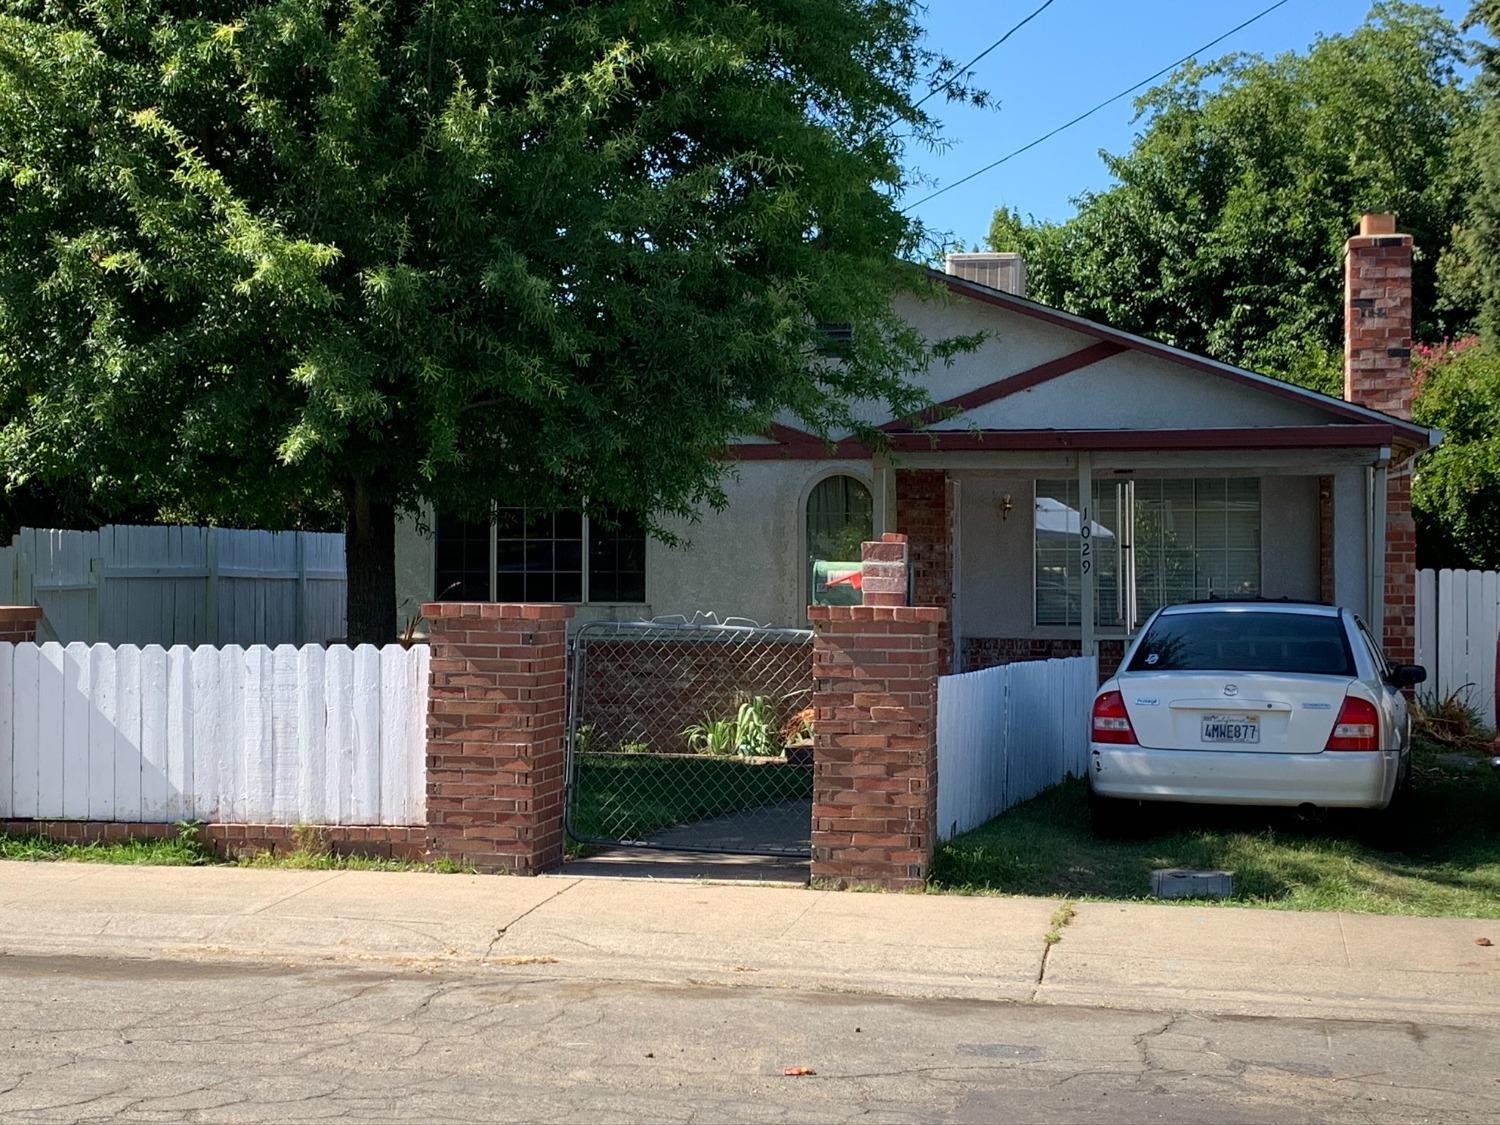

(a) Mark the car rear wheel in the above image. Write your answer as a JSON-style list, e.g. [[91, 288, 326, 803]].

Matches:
[[1087, 783, 1138, 837]]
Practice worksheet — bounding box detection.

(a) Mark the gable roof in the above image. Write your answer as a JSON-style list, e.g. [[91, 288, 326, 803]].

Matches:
[[932, 268, 1437, 451]]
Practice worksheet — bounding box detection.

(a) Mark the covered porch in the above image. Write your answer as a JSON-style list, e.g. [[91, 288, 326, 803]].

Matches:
[[873, 436, 1400, 676]]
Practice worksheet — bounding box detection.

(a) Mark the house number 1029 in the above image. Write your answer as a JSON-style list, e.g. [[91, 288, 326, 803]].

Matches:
[[1079, 505, 1092, 575]]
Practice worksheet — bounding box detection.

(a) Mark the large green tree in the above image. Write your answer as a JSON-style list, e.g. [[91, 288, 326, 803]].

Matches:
[[988, 2, 1477, 394], [0, 1, 967, 641]]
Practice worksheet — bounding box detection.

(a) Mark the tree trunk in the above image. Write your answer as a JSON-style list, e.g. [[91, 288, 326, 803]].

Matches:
[[344, 482, 397, 645]]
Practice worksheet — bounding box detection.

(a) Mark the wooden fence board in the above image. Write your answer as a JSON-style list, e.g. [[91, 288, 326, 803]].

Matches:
[[0, 641, 426, 825], [1417, 568, 1500, 725], [3, 525, 346, 646], [936, 655, 1096, 841]]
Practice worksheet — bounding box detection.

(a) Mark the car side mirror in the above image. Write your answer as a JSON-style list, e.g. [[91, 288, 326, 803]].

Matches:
[[1389, 664, 1427, 689]]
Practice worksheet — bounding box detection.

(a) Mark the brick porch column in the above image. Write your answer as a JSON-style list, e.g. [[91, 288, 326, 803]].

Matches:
[[422, 602, 573, 874], [0, 606, 42, 644], [807, 603, 944, 890], [895, 469, 954, 673], [1344, 211, 1416, 664]]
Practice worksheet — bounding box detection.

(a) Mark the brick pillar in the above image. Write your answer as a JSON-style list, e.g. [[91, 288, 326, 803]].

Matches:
[[422, 602, 573, 874], [895, 469, 953, 673], [1344, 211, 1416, 664], [1383, 472, 1417, 665], [0, 606, 42, 644], [860, 532, 909, 607], [807, 604, 944, 890], [1317, 477, 1335, 603]]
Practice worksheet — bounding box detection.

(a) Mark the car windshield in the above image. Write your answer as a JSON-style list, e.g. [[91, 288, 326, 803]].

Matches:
[[1127, 610, 1355, 676]]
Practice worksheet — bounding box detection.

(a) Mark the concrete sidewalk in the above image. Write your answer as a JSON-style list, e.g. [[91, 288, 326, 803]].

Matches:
[[0, 860, 1496, 1028]]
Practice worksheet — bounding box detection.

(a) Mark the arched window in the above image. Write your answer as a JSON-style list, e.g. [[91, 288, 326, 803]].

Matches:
[[807, 475, 873, 606]]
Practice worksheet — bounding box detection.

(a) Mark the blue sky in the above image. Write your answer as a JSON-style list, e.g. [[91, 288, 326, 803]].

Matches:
[[902, 0, 1475, 248]]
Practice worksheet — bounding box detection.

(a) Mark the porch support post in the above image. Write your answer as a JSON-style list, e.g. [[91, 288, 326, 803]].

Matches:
[[872, 455, 897, 537], [1369, 462, 1388, 639], [1078, 452, 1096, 658]]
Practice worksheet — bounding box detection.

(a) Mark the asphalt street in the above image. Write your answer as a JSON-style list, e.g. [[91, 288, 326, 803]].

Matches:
[[1, 950, 1497, 1124]]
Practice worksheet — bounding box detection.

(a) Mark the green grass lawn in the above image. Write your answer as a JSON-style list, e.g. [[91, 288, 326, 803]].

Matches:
[[931, 745, 1500, 916], [568, 752, 812, 843], [0, 825, 468, 873]]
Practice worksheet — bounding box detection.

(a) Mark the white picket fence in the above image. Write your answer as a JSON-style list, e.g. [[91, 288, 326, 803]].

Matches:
[[935, 655, 1097, 841], [0, 642, 427, 825], [1416, 568, 1500, 724], [0, 525, 346, 646]]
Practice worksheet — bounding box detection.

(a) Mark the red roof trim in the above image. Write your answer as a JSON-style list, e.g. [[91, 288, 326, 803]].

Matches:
[[765, 422, 822, 449], [880, 340, 1126, 431], [730, 425, 1395, 460], [934, 271, 1432, 444]]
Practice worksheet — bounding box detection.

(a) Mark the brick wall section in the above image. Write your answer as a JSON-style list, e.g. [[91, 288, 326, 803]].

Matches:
[[807, 604, 944, 890], [1344, 216, 1417, 665], [575, 637, 811, 754], [0, 606, 41, 644], [0, 820, 427, 862], [962, 637, 1125, 681], [1384, 470, 1417, 665], [422, 602, 573, 875], [894, 470, 953, 673]]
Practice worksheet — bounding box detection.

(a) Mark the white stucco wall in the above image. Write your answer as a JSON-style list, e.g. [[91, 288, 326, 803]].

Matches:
[[952, 350, 1337, 431], [393, 459, 872, 631], [794, 291, 1343, 435]]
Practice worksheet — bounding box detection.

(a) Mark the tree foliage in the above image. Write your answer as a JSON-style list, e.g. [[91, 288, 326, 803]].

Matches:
[[0, 0, 968, 639], [1412, 337, 1500, 569], [987, 2, 1477, 395]]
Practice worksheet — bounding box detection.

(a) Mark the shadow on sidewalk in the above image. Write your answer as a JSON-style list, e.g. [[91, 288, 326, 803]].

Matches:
[[560, 846, 809, 885]]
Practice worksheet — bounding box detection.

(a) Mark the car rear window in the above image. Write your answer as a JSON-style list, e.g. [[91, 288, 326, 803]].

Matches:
[[1126, 611, 1355, 676]]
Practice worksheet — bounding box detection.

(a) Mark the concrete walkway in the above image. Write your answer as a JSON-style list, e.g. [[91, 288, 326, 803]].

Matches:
[[0, 860, 1496, 1029]]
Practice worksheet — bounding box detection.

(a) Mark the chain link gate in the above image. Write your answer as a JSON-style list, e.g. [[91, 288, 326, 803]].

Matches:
[[565, 618, 814, 856]]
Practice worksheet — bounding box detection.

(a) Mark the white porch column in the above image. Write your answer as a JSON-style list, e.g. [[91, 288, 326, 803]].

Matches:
[[1078, 452, 1096, 658], [872, 456, 897, 536], [1368, 463, 1388, 634], [1330, 465, 1370, 616]]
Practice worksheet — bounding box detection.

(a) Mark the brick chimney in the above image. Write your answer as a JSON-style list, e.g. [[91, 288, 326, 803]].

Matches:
[[945, 252, 1026, 297], [1344, 211, 1416, 665]]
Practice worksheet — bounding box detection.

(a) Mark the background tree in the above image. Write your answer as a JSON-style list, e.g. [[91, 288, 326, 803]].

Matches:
[[987, 2, 1477, 394], [0, 1, 971, 641], [1440, 1, 1500, 344], [1413, 337, 1500, 568]]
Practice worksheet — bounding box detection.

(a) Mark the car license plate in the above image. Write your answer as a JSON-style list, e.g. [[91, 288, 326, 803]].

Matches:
[[1201, 714, 1260, 744]]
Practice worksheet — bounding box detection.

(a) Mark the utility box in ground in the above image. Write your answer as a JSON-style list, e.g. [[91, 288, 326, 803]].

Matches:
[[1151, 868, 1235, 900]]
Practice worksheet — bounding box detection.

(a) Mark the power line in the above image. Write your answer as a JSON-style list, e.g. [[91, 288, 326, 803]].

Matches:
[[901, 0, 1293, 213], [911, 0, 1061, 113]]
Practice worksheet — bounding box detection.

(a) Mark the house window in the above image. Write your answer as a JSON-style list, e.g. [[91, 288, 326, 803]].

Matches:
[[433, 512, 492, 602], [1034, 478, 1261, 629], [1034, 480, 1122, 628], [435, 508, 647, 604], [807, 474, 873, 606]]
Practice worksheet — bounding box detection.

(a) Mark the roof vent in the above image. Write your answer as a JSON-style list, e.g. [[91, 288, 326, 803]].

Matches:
[[944, 252, 1026, 298]]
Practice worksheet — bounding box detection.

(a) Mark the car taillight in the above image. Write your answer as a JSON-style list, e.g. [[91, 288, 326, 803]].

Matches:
[[1325, 696, 1380, 752], [1092, 690, 1137, 745]]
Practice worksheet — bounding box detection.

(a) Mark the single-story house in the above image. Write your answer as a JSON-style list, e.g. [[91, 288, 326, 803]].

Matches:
[[394, 212, 1436, 675]]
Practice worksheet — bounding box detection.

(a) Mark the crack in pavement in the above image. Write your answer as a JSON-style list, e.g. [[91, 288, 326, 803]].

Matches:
[[482, 878, 580, 959]]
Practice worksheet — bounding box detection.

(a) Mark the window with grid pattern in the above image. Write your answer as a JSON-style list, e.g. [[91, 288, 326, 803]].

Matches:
[[433, 512, 491, 602], [1034, 478, 1260, 628], [435, 509, 646, 604]]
